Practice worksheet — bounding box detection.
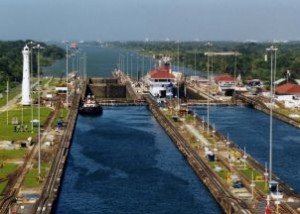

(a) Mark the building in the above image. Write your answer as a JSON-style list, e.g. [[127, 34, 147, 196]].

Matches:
[[275, 83, 300, 96], [214, 74, 236, 92], [275, 83, 300, 108], [147, 63, 175, 98]]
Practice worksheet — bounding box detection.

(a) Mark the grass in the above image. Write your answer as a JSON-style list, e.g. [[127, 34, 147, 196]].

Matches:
[[0, 149, 27, 160], [23, 162, 49, 188], [208, 161, 230, 180], [0, 163, 18, 179], [240, 166, 269, 193], [255, 181, 269, 194], [240, 166, 261, 180], [52, 107, 69, 128], [0, 106, 52, 141], [48, 77, 62, 87], [0, 85, 21, 108], [0, 181, 8, 195]]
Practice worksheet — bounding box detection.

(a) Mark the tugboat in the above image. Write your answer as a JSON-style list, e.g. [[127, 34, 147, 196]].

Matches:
[[78, 95, 103, 116]]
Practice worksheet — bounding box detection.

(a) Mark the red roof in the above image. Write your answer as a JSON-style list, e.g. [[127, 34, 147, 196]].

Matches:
[[276, 83, 300, 95], [149, 66, 175, 79], [214, 74, 235, 83]]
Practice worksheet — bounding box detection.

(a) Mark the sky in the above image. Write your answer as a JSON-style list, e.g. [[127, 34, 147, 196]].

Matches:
[[0, 0, 300, 41]]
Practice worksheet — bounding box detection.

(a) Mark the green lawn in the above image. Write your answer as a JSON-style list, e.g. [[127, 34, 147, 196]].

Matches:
[[0, 106, 52, 141], [240, 166, 261, 180], [0, 181, 8, 195], [52, 107, 69, 128], [208, 161, 230, 180], [0, 163, 18, 179], [23, 162, 49, 188], [0, 149, 27, 160], [0, 85, 21, 108]]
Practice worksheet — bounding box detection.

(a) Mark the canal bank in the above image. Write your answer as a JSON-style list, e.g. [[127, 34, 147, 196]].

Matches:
[[54, 106, 222, 213]]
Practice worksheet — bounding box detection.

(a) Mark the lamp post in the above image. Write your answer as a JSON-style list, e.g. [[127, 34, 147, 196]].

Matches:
[[126, 52, 129, 77], [250, 170, 256, 200], [33, 44, 44, 177], [6, 80, 9, 125], [65, 43, 69, 106], [205, 42, 212, 134], [27, 41, 35, 132], [136, 55, 139, 81], [177, 41, 180, 111], [130, 53, 133, 79], [243, 146, 248, 170], [226, 133, 230, 158], [266, 45, 278, 183]]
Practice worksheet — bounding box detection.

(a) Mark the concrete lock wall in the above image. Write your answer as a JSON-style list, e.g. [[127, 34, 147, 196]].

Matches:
[[88, 84, 126, 98], [90, 78, 118, 85], [186, 87, 207, 100]]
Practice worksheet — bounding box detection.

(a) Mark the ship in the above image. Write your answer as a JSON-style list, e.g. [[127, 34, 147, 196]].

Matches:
[[78, 95, 103, 116]]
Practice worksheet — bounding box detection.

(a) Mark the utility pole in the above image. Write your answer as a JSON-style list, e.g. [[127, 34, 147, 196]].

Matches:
[[66, 43, 69, 106], [28, 41, 35, 132], [177, 41, 180, 110], [33, 44, 44, 178], [205, 42, 212, 134], [6, 80, 9, 125], [266, 45, 278, 183]]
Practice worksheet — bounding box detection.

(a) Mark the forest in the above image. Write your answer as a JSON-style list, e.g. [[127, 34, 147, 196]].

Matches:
[[110, 41, 300, 82], [0, 40, 64, 92]]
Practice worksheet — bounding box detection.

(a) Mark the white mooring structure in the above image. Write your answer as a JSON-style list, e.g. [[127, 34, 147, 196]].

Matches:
[[21, 45, 31, 105]]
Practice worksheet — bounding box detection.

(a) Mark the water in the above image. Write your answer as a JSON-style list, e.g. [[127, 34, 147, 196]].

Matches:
[[43, 44, 204, 78], [193, 106, 300, 193], [43, 45, 125, 77], [54, 106, 221, 213]]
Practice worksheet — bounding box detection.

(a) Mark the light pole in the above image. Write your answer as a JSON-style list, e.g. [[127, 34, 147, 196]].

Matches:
[[136, 55, 139, 81], [27, 41, 35, 132], [65, 43, 69, 106], [243, 146, 248, 170], [126, 52, 129, 77], [130, 53, 133, 79], [266, 45, 278, 183], [194, 48, 197, 76], [250, 170, 256, 200], [205, 42, 212, 134], [177, 41, 180, 110], [6, 80, 9, 125], [33, 44, 44, 178]]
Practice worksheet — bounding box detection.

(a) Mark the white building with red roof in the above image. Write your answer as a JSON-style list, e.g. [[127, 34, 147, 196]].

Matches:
[[214, 74, 236, 91], [147, 63, 175, 98]]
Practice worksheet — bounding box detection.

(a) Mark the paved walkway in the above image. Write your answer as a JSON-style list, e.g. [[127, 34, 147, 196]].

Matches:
[[184, 124, 211, 146]]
